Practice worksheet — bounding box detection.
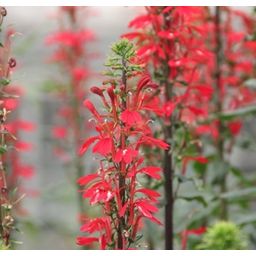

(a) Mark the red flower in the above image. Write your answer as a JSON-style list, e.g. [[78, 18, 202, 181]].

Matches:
[[228, 121, 242, 136], [120, 109, 142, 126], [139, 136, 169, 150], [77, 236, 98, 246], [79, 136, 99, 155], [52, 126, 67, 139], [114, 147, 138, 164], [92, 138, 113, 156], [181, 226, 206, 249], [83, 99, 102, 121]]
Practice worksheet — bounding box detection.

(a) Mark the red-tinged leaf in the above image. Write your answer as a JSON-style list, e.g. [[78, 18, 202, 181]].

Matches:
[[119, 201, 129, 217], [76, 236, 98, 246], [136, 188, 160, 200], [120, 109, 142, 126], [79, 136, 98, 156], [139, 166, 162, 180], [83, 99, 102, 121], [77, 173, 99, 186], [92, 137, 112, 156]]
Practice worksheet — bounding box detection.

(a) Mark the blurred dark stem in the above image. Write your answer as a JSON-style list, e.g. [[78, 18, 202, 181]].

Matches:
[[215, 6, 228, 220], [162, 10, 174, 250]]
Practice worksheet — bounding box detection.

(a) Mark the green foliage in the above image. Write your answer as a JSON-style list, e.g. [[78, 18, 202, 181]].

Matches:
[[104, 39, 142, 79], [198, 221, 248, 250], [0, 243, 9, 250]]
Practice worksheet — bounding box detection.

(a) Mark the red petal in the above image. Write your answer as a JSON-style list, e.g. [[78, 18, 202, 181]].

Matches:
[[83, 99, 102, 121], [139, 166, 162, 180], [76, 237, 98, 246], [136, 188, 160, 199], [119, 201, 129, 217], [92, 138, 112, 156], [79, 136, 98, 156], [77, 173, 98, 186], [120, 109, 142, 126], [140, 136, 169, 150]]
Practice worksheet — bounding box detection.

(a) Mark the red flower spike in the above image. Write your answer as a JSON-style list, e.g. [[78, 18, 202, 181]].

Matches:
[[77, 40, 165, 249]]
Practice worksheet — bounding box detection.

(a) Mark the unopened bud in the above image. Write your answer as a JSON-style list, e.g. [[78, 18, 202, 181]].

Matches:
[[8, 58, 16, 68]]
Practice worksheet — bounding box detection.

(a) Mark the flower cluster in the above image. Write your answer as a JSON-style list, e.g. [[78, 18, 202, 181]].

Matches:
[[45, 7, 95, 223], [77, 39, 168, 249], [46, 6, 95, 161], [0, 7, 17, 248], [124, 7, 214, 249]]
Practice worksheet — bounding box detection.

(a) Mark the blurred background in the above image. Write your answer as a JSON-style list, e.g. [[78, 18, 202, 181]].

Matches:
[[2, 6, 255, 249]]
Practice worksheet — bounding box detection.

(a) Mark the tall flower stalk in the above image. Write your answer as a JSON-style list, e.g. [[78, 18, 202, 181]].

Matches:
[[201, 7, 256, 221], [46, 7, 95, 223], [77, 39, 168, 249], [124, 7, 212, 249], [0, 6, 17, 249]]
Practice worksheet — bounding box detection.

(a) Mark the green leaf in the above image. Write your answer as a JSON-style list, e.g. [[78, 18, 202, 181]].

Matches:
[[0, 78, 11, 86], [178, 195, 208, 207], [0, 145, 7, 154], [219, 105, 256, 120], [220, 187, 256, 200], [236, 214, 256, 225]]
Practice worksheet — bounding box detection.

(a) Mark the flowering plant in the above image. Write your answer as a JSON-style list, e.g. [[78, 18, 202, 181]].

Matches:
[[77, 39, 169, 249], [45, 7, 95, 223]]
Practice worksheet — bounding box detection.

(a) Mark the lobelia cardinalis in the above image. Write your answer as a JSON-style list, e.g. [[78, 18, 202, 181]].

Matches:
[[123, 7, 213, 249], [77, 39, 169, 249], [195, 7, 256, 221], [0, 6, 21, 249], [46, 6, 95, 226]]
